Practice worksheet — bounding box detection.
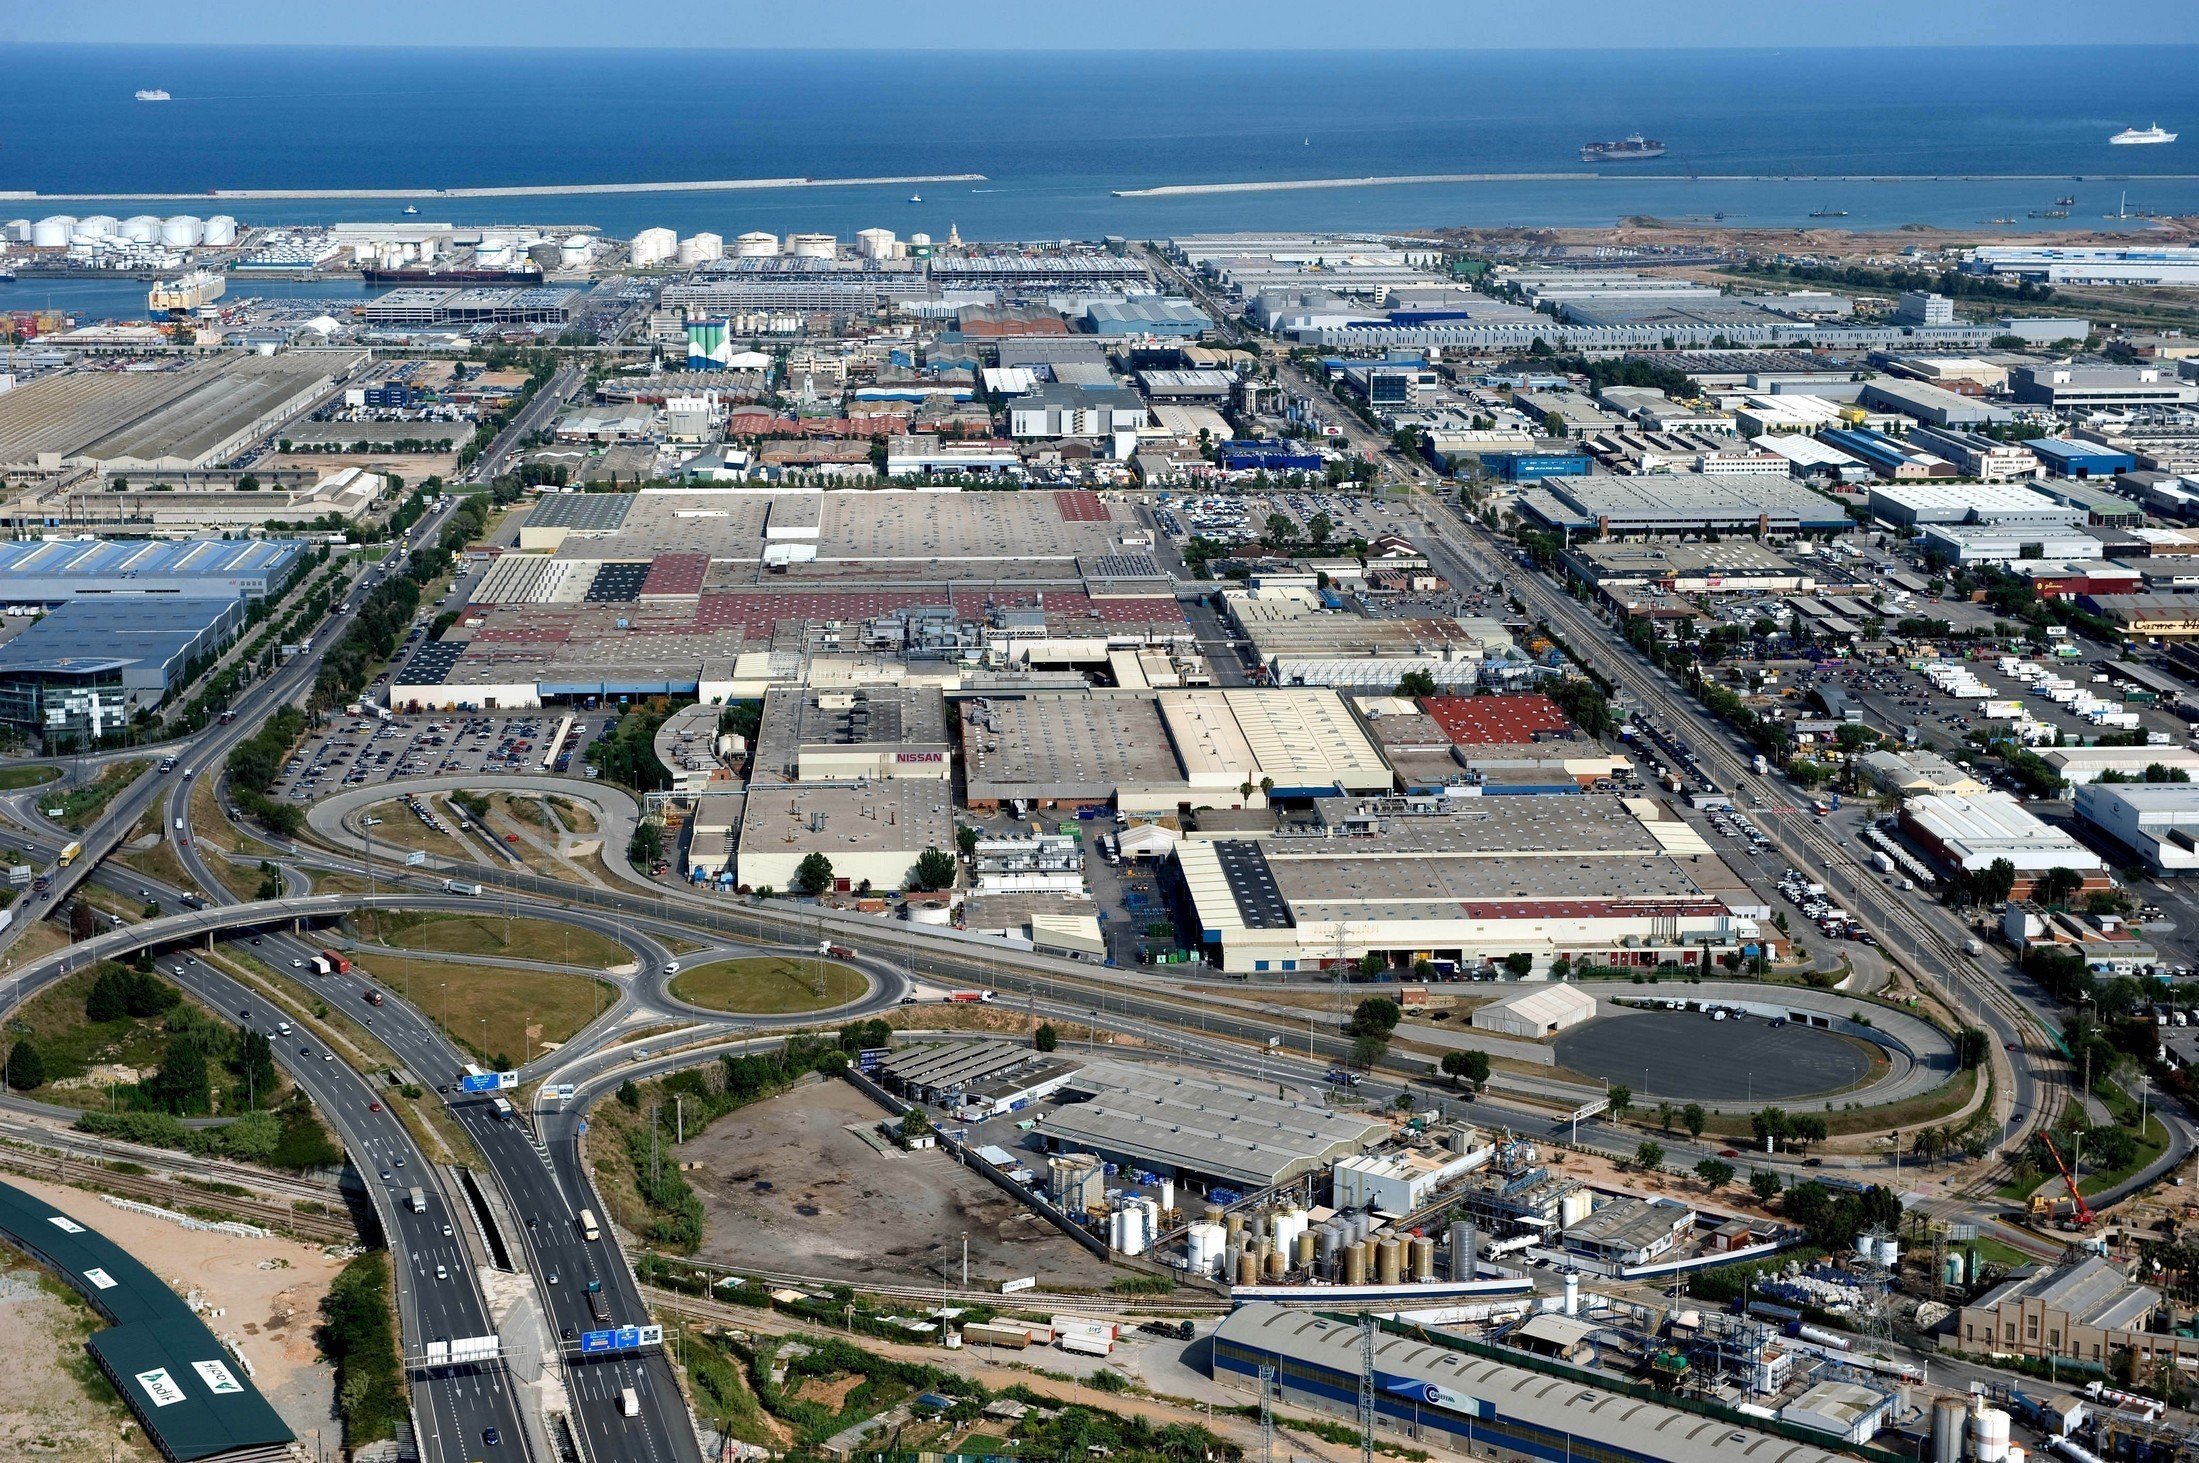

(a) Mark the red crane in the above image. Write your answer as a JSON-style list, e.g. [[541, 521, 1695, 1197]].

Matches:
[[2040, 1133, 2095, 1227]]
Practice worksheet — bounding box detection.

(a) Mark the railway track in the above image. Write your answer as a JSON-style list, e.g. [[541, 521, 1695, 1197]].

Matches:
[[0, 1142, 358, 1243], [636, 1259, 1230, 1315]]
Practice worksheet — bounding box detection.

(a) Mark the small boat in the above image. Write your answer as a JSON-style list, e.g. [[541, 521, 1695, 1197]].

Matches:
[[2054, 195, 2075, 206], [908, 193, 921, 204], [1981, 216, 2016, 225], [2028, 209, 2069, 219], [403, 204, 419, 215], [1808, 205, 1848, 218], [134, 88, 171, 102]]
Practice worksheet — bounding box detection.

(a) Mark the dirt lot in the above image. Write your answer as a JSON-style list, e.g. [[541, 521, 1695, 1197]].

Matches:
[[0, 1174, 346, 1452], [0, 1257, 159, 1462], [677, 1077, 1119, 1290]]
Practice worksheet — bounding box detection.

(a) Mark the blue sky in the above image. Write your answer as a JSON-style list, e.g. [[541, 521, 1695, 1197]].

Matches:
[[7, 0, 2197, 49]]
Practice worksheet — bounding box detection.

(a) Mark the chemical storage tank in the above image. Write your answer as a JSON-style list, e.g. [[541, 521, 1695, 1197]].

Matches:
[[1449, 1219, 1477, 1280], [1343, 1243, 1367, 1286], [1264, 1247, 1286, 1282], [161, 215, 204, 246], [120, 215, 164, 242], [1376, 1237, 1402, 1286], [32, 216, 77, 248], [1971, 1397, 2012, 1463], [1854, 1234, 1877, 1263], [1876, 1236, 1902, 1269], [630, 227, 676, 265], [1295, 1231, 1315, 1272], [527, 241, 561, 270], [76, 215, 120, 239], [1236, 1249, 1259, 1287], [787, 231, 835, 258], [1942, 1252, 1967, 1289], [1560, 1191, 1594, 1229], [1225, 1212, 1245, 1244], [202, 215, 238, 246], [1185, 1222, 1226, 1278], [1410, 1235, 1435, 1282], [733, 230, 780, 258], [1931, 1396, 1966, 1463]]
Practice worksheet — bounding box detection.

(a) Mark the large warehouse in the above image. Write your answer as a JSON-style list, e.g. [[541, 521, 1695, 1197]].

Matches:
[[734, 779, 954, 893], [0, 597, 248, 739], [1866, 482, 2084, 529], [749, 684, 951, 784], [0, 352, 363, 472], [1212, 1308, 1858, 1463], [1168, 795, 1746, 974], [1516, 473, 1849, 536], [2074, 782, 2199, 875], [1900, 790, 2107, 893], [0, 538, 308, 606], [1472, 983, 1598, 1037]]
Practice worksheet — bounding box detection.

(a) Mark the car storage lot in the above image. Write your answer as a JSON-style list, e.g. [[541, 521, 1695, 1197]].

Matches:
[[271, 710, 607, 801]]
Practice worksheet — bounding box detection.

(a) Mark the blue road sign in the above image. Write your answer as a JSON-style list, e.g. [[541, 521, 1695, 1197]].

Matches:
[[460, 1073, 503, 1093], [580, 1330, 615, 1353]]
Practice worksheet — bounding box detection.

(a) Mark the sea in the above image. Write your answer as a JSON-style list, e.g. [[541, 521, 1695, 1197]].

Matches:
[[4, 42, 2198, 318]]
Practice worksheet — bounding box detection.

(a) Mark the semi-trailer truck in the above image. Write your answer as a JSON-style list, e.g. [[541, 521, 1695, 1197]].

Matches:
[[321, 950, 352, 975], [946, 990, 997, 1003]]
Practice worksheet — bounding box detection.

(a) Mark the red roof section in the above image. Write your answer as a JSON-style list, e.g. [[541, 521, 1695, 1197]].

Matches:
[[1054, 489, 1111, 523], [1420, 693, 1572, 745], [639, 553, 709, 598]]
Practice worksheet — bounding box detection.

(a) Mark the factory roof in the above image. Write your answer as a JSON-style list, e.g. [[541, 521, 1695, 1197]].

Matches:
[[1419, 693, 1572, 745], [751, 684, 951, 781], [735, 779, 954, 865], [961, 692, 1185, 802], [1213, 1308, 1858, 1463], [1904, 790, 2105, 872], [0, 536, 305, 591], [1166, 689, 1392, 795], [1526, 473, 1846, 531], [1039, 1061, 1386, 1189], [1564, 539, 1806, 580], [525, 492, 635, 533], [1560, 1195, 1692, 1252], [0, 352, 362, 470], [0, 597, 237, 677], [1970, 1255, 2157, 1333], [1867, 481, 2078, 521]]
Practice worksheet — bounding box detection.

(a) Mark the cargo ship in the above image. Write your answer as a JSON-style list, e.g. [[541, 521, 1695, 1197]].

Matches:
[[2110, 124, 2176, 145], [1581, 134, 1666, 162], [135, 88, 171, 102], [148, 270, 225, 313], [361, 265, 543, 285]]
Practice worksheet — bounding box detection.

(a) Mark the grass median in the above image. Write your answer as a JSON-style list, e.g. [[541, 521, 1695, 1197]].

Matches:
[[342, 952, 614, 1069], [668, 956, 868, 1016], [347, 908, 630, 969]]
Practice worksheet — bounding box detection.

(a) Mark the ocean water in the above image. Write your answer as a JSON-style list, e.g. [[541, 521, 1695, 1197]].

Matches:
[[2, 43, 2196, 245]]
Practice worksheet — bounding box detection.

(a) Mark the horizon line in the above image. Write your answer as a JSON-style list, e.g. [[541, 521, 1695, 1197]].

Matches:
[[5, 38, 2197, 53]]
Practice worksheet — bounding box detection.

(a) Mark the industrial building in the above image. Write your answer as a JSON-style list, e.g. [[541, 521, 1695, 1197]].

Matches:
[[2046, 744, 2199, 785], [0, 538, 307, 607], [1562, 540, 1816, 593], [1471, 983, 1598, 1037], [877, 1044, 1083, 1116], [2026, 438, 2139, 480], [1904, 425, 2047, 482], [1211, 1308, 1859, 1463], [1899, 790, 2107, 891], [1557, 1195, 1693, 1266], [0, 596, 247, 738], [2010, 363, 2199, 410], [2073, 782, 2199, 874], [1516, 473, 1848, 535], [749, 685, 950, 784], [0, 1178, 293, 1463], [1957, 1254, 2165, 1366], [0, 352, 363, 472], [1331, 1136, 1492, 1214], [1865, 481, 2084, 530], [1967, 244, 2199, 286], [1005, 384, 1148, 440], [1915, 524, 2103, 565], [1030, 1061, 1387, 1192], [732, 778, 954, 894], [1169, 795, 1745, 974], [1857, 377, 2013, 428]]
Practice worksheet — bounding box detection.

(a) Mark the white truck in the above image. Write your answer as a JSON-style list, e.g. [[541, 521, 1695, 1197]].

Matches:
[[619, 1387, 641, 1418], [1871, 851, 1896, 875], [443, 880, 483, 896], [1964, 937, 1985, 957], [408, 1187, 428, 1214]]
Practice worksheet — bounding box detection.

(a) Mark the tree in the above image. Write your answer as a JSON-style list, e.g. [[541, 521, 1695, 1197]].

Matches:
[[909, 846, 957, 892], [616, 1080, 640, 1110], [1694, 1158, 1736, 1190], [69, 901, 96, 942], [2036, 865, 2085, 907], [792, 852, 835, 897], [1265, 511, 1295, 547], [146, 1036, 211, 1115], [1542, 409, 1568, 439], [1035, 1022, 1059, 1053], [1350, 1032, 1390, 1072], [1954, 1027, 1991, 1070], [1634, 1140, 1665, 1172], [1606, 1084, 1633, 1123], [4, 1037, 45, 1090], [1749, 1169, 1783, 1204], [1503, 951, 1534, 977], [86, 967, 129, 1023], [955, 824, 979, 859], [1394, 669, 1438, 698], [1441, 1050, 1490, 1091], [627, 820, 664, 865], [1347, 997, 1402, 1038], [1681, 1102, 1707, 1140], [1655, 1101, 1675, 1132], [1308, 512, 1333, 547], [896, 1108, 934, 1145], [1972, 857, 2018, 907]]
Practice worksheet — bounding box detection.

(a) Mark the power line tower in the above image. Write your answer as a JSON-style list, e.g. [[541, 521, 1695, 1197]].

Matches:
[[1359, 1313, 1377, 1463], [1259, 1361, 1276, 1463]]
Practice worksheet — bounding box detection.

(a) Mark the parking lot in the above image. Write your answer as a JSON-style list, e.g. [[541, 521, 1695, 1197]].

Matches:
[[1147, 489, 1398, 550], [270, 709, 608, 802]]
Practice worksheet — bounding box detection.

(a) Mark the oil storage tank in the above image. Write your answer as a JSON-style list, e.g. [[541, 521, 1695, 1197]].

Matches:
[[201, 215, 239, 246], [160, 215, 204, 247], [31, 216, 77, 248]]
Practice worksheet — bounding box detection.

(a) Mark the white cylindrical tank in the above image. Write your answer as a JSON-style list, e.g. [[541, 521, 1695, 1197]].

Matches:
[[1854, 1234, 1876, 1262], [1185, 1221, 1225, 1277], [3, 220, 29, 243], [559, 234, 593, 268], [76, 214, 120, 238], [120, 215, 164, 242], [1971, 1398, 2012, 1463], [161, 215, 203, 246], [417, 235, 439, 262], [202, 215, 238, 246], [855, 227, 898, 260], [32, 216, 77, 248], [910, 232, 932, 247], [787, 231, 835, 258], [1562, 1271, 1580, 1317], [733, 230, 779, 258], [1875, 1236, 1901, 1268], [630, 227, 676, 265], [677, 232, 724, 265], [1560, 1191, 1594, 1229]]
